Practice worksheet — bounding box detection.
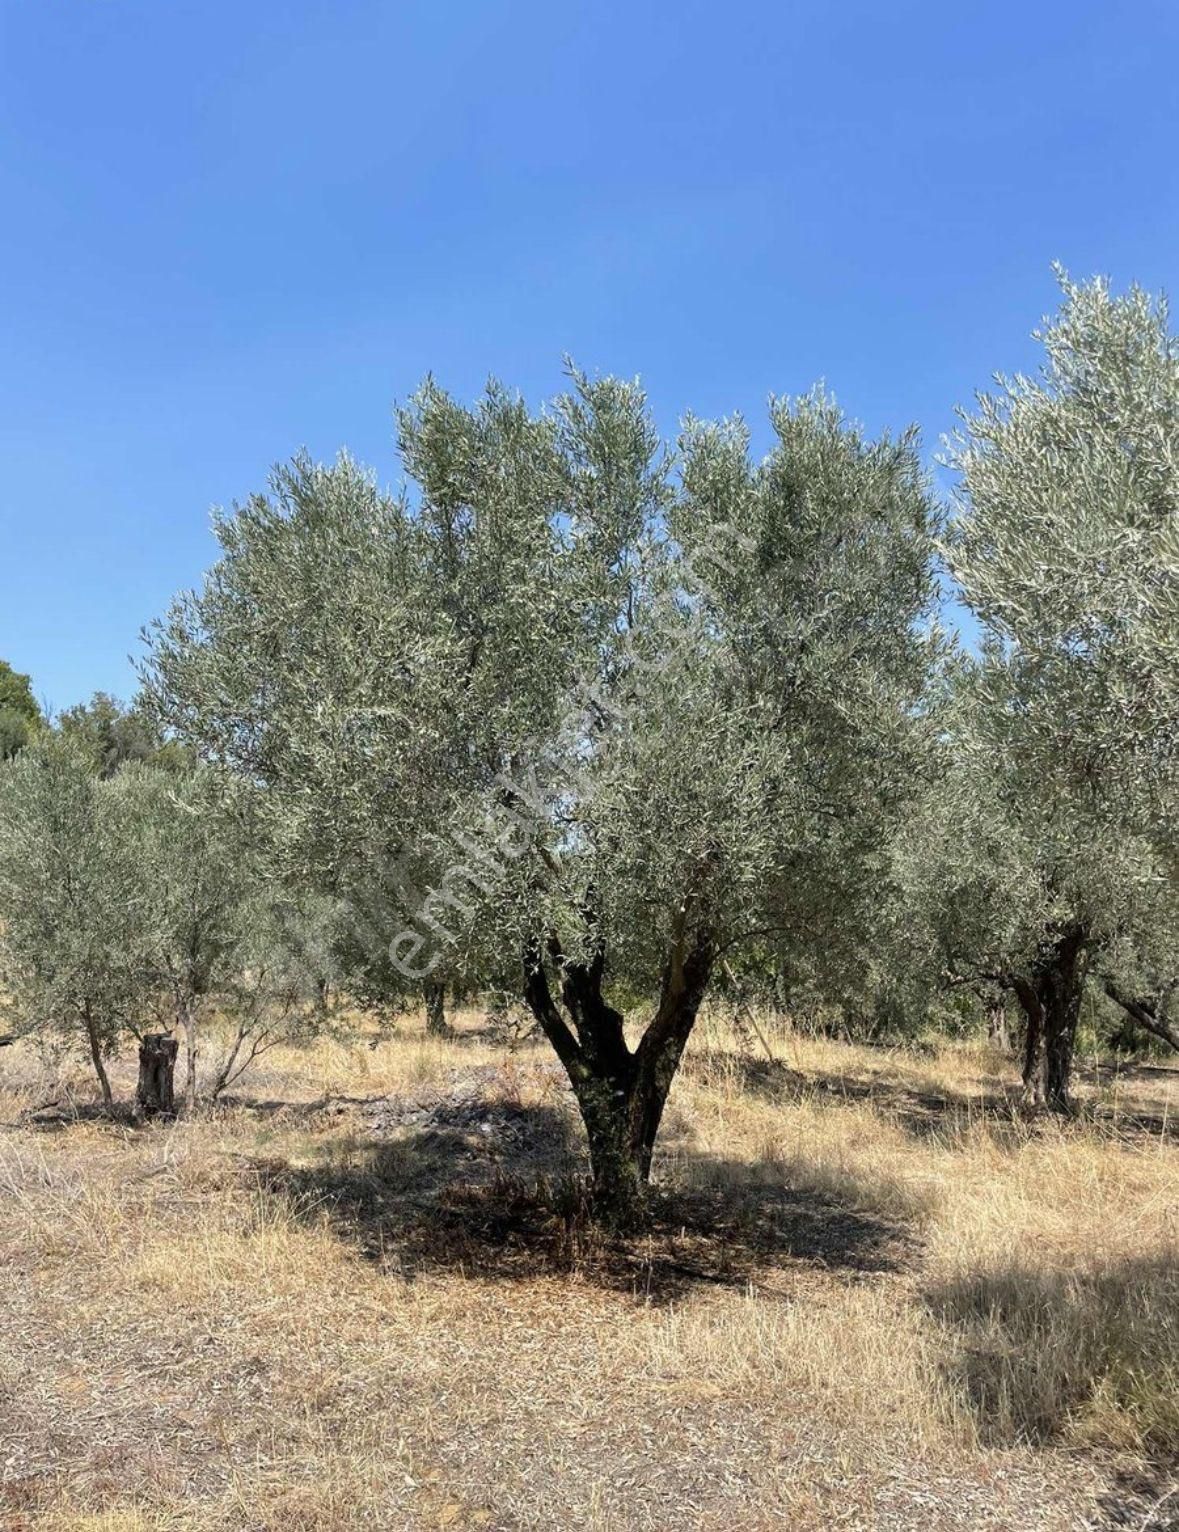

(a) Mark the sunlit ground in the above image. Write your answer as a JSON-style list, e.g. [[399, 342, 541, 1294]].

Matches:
[[1, 1008, 1176, 1530]]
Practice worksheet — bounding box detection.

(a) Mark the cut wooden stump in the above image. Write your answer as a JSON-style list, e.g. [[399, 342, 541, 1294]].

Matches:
[[136, 1034, 178, 1118]]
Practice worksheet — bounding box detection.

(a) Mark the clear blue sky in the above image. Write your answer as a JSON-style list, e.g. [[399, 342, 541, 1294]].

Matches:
[[2, 1, 1177, 712]]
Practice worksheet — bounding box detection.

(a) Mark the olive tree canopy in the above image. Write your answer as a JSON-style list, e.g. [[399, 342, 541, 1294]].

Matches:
[[0, 660, 43, 762], [146, 371, 942, 1221], [947, 273, 1179, 1105], [0, 734, 148, 1099]]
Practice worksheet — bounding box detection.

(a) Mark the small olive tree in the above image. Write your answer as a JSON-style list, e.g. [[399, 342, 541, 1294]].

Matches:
[[58, 691, 191, 778], [146, 372, 942, 1223], [116, 765, 336, 1110], [203, 887, 345, 1100], [896, 667, 1172, 1098], [0, 735, 147, 1101]]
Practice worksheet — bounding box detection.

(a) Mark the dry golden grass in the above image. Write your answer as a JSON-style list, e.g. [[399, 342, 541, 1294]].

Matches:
[[1, 1005, 1176, 1529]]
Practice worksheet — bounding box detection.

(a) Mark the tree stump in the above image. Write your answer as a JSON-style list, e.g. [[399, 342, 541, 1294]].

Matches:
[[137, 1034, 178, 1117]]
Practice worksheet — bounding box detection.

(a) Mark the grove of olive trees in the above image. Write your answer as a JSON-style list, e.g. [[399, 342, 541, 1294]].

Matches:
[[2, 273, 1177, 1226]]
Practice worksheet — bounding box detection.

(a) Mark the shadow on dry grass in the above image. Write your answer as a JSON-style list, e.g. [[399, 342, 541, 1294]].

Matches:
[[696, 1050, 1179, 1144], [241, 1103, 912, 1304], [701, 1051, 1017, 1136], [926, 1252, 1179, 1455], [2, 1024, 1175, 1529]]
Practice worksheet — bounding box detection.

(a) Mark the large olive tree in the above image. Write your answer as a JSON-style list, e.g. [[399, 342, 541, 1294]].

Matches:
[[145, 373, 942, 1222], [947, 273, 1179, 1108]]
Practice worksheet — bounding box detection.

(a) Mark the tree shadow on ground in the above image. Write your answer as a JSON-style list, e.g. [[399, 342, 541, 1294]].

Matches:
[[695, 1051, 1022, 1140], [1075, 1058, 1179, 1140], [698, 1051, 1179, 1143], [19, 1099, 139, 1130], [924, 1252, 1179, 1455], [246, 1099, 912, 1304], [1094, 1463, 1179, 1532]]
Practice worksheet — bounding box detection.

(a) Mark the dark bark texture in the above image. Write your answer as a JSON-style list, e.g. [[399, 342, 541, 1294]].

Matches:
[[424, 980, 448, 1036], [1010, 926, 1087, 1112], [1011, 974, 1044, 1105], [523, 926, 713, 1227], [1039, 926, 1086, 1112], [136, 1034, 178, 1117]]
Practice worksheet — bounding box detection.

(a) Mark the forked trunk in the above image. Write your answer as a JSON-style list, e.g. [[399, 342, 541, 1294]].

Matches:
[[1010, 927, 1087, 1113], [424, 980, 448, 1036], [574, 1043, 697, 1228], [523, 925, 712, 1229]]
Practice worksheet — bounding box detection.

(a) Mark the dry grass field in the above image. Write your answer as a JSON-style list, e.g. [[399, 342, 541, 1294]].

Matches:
[[1, 1008, 1176, 1531]]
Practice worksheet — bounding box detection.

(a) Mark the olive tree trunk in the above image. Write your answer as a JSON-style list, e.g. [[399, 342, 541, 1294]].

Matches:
[[523, 927, 713, 1229], [177, 996, 199, 1112], [986, 999, 1011, 1053], [1010, 926, 1087, 1112], [423, 980, 448, 1036], [82, 999, 113, 1107], [1011, 975, 1043, 1105], [1039, 926, 1087, 1113]]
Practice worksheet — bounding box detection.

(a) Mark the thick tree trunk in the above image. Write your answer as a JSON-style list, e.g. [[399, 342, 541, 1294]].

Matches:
[[1011, 975, 1044, 1105], [82, 1001, 113, 1107], [522, 924, 713, 1229], [574, 1071, 647, 1229], [1011, 928, 1087, 1113], [1039, 927, 1086, 1114], [136, 1034, 178, 1117], [423, 980, 448, 1036]]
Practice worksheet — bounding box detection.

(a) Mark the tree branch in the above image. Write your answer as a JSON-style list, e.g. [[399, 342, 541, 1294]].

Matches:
[[1103, 979, 1179, 1053], [521, 938, 587, 1082]]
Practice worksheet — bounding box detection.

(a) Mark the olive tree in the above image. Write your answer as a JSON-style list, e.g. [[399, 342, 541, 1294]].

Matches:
[[145, 373, 942, 1222], [0, 659, 43, 762], [897, 663, 1174, 1098], [0, 735, 147, 1101], [58, 691, 190, 778], [117, 765, 338, 1110], [947, 272, 1179, 1108]]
